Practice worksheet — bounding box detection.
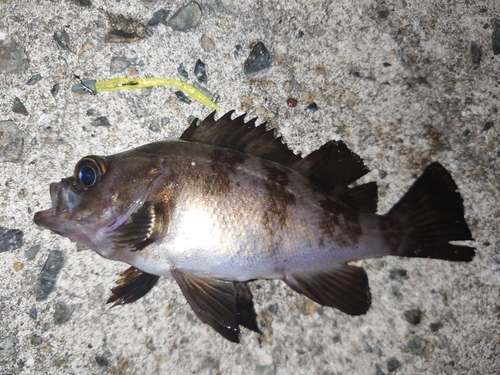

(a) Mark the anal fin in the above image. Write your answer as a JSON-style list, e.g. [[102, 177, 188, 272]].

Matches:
[[283, 265, 371, 316], [107, 267, 160, 306], [172, 270, 241, 343], [234, 281, 261, 334]]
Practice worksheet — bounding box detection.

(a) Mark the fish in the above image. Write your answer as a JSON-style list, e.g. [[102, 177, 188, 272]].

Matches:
[[34, 111, 475, 343]]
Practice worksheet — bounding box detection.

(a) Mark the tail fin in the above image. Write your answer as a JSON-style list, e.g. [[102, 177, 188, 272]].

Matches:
[[387, 162, 475, 262]]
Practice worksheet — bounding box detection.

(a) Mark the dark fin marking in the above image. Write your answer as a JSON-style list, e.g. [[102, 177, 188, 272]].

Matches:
[[283, 265, 371, 316], [110, 202, 155, 250], [181, 111, 377, 211], [107, 267, 160, 307], [234, 282, 261, 334], [171, 270, 240, 343], [387, 162, 475, 261], [338, 181, 378, 213]]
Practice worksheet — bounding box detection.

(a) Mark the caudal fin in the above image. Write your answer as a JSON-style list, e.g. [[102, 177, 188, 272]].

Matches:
[[387, 162, 475, 262]]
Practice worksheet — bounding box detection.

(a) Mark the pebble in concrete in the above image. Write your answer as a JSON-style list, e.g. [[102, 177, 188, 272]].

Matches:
[[0, 42, 29, 74], [168, 2, 202, 31], [34, 250, 64, 301], [244, 42, 271, 75]]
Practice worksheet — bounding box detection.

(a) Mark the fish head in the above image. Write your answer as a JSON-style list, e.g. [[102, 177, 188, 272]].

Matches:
[[34, 154, 160, 255]]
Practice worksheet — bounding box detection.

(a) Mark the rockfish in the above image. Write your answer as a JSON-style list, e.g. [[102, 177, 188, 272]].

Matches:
[[34, 111, 475, 342]]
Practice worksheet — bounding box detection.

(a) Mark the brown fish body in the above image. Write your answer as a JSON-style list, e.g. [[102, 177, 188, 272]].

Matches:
[[104, 140, 397, 281], [34, 111, 475, 342]]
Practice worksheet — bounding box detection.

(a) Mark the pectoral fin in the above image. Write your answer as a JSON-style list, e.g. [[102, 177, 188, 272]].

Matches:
[[110, 202, 157, 251], [283, 265, 371, 316], [172, 270, 241, 343], [107, 266, 160, 306]]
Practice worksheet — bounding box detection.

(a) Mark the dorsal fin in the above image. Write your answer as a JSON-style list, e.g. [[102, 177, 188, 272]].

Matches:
[[181, 111, 377, 212]]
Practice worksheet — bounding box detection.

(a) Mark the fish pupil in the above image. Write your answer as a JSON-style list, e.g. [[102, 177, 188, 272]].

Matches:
[[79, 166, 97, 186]]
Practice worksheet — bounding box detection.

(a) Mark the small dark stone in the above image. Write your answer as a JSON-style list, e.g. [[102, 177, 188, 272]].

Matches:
[[0, 227, 24, 252], [378, 10, 389, 19], [389, 268, 408, 280], [462, 129, 471, 137], [106, 29, 139, 43], [305, 102, 319, 112], [0, 41, 30, 74], [244, 42, 272, 75], [194, 59, 207, 83], [110, 56, 131, 73], [492, 29, 500, 55], [92, 116, 111, 127], [34, 250, 64, 301], [167, 1, 202, 31], [51, 83, 60, 98], [69, 0, 92, 6], [364, 343, 373, 353], [0, 337, 15, 356], [54, 29, 70, 50], [26, 74, 42, 85], [470, 42, 482, 66], [30, 334, 43, 346], [0, 120, 24, 163], [174, 90, 192, 104], [297, 30, 304, 38], [177, 63, 189, 79], [483, 121, 494, 131], [95, 355, 109, 367], [268, 303, 279, 315], [417, 76, 429, 85], [25, 245, 41, 260], [29, 307, 38, 319], [429, 322, 444, 332], [375, 364, 386, 375], [352, 71, 361, 78], [383, 62, 392, 67], [53, 301, 74, 324], [234, 44, 242, 58], [286, 98, 297, 107], [149, 122, 161, 132], [403, 309, 422, 325], [464, 96, 473, 105], [12, 97, 28, 116], [148, 9, 169, 26], [403, 336, 427, 356], [387, 357, 401, 372]]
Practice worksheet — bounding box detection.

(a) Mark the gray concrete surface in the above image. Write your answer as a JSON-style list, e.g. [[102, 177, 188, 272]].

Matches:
[[1, 0, 499, 374]]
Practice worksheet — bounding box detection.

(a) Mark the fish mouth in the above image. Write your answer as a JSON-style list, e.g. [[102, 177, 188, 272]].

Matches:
[[34, 180, 82, 231]]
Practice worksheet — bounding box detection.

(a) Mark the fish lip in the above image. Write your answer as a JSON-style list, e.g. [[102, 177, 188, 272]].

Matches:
[[34, 179, 82, 229], [33, 208, 52, 228]]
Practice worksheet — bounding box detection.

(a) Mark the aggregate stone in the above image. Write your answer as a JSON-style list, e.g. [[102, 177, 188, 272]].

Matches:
[[25, 245, 41, 260], [167, 2, 202, 31], [148, 9, 169, 26], [53, 301, 74, 324], [92, 116, 111, 127], [51, 83, 60, 98], [0, 337, 15, 357], [12, 97, 28, 115], [0, 226, 24, 252], [34, 250, 64, 301], [0, 42, 29, 74], [244, 42, 271, 75], [175, 90, 192, 104], [26, 74, 42, 85], [403, 309, 422, 325], [386, 357, 401, 372], [194, 59, 207, 83]]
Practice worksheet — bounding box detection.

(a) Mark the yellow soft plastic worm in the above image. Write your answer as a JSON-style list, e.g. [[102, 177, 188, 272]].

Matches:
[[72, 77, 219, 111]]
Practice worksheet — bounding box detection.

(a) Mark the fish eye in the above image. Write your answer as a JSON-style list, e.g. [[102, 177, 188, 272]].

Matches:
[[75, 156, 107, 188], [79, 165, 97, 186]]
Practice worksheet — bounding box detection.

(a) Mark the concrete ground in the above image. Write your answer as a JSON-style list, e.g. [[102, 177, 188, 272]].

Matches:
[[0, 0, 499, 374]]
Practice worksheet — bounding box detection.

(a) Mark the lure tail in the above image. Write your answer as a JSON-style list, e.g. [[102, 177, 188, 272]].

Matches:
[[387, 162, 475, 261]]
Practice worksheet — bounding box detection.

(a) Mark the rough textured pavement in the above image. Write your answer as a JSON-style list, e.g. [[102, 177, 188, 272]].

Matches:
[[0, 0, 499, 374]]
